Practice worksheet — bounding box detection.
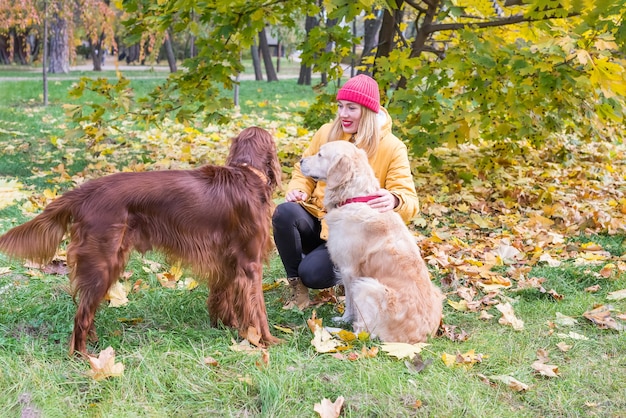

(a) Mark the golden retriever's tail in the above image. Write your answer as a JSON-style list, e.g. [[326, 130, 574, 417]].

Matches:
[[0, 195, 73, 265]]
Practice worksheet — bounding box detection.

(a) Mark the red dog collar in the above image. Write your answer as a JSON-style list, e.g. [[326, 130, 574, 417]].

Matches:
[[339, 195, 378, 207]]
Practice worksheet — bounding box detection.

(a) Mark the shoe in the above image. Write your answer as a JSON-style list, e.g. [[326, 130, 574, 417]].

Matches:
[[282, 277, 311, 310]]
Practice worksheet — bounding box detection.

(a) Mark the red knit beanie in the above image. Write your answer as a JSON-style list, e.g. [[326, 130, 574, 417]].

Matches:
[[336, 74, 380, 113]]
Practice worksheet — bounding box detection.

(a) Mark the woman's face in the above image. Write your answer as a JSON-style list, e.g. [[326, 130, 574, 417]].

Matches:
[[337, 100, 362, 134]]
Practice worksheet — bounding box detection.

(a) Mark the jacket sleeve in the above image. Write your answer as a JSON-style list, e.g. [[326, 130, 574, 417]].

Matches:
[[385, 141, 420, 222], [286, 125, 326, 197]]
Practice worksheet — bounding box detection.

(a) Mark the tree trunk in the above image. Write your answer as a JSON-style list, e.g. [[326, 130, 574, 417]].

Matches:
[[90, 35, 104, 71], [321, 17, 338, 85], [359, 7, 384, 75], [394, 0, 439, 90], [251, 41, 263, 81], [258, 27, 278, 82], [298, 14, 318, 85], [164, 29, 177, 72], [48, 12, 69, 73], [374, 1, 404, 73]]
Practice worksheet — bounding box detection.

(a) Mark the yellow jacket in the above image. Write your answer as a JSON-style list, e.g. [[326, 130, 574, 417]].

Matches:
[[288, 107, 420, 240]]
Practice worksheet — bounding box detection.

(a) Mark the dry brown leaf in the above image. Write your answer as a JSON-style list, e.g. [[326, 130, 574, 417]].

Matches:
[[478, 310, 494, 320], [204, 356, 219, 367], [244, 326, 263, 347], [489, 375, 530, 392], [87, 346, 124, 380], [229, 338, 260, 353], [256, 349, 270, 368], [496, 302, 524, 330], [554, 312, 578, 326], [532, 361, 559, 377], [606, 289, 626, 301], [314, 396, 345, 418], [583, 305, 624, 331], [556, 342, 572, 352]]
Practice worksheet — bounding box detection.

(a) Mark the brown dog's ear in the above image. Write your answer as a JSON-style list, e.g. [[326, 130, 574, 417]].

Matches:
[[326, 154, 354, 190]]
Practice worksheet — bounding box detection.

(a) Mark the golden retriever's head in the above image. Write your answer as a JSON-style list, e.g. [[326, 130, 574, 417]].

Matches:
[[300, 141, 379, 208]]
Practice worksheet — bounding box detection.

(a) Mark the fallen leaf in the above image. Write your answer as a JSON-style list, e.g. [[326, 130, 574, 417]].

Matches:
[[314, 396, 345, 418], [0, 178, 29, 209], [489, 375, 529, 392], [554, 312, 578, 327], [177, 277, 198, 290], [204, 356, 219, 367], [556, 342, 572, 352], [599, 263, 616, 278], [229, 339, 260, 353], [496, 302, 524, 330], [404, 354, 432, 374], [273, 324, 294, 334], [243, 326, 262, 347], [447, 299, 469, 311], [478, 310, 494, 320], [585, 284, 601, 293], [607, 289, 626, 301], [442, 349, 486, 369], [360, 346, 379, 358], [105, 281, 129, 307], [583, 305, 624, 331], [556, 331, 589, 340], [532, 360, 559, 377], [334, 329, 357, 342], [87, 346, 124, 380], [539, 253, 561, 267], [307, 312, 344, 353], [441, 324, 470, 342], [380, 342, 429, 360], [256, 349, 270, 368]]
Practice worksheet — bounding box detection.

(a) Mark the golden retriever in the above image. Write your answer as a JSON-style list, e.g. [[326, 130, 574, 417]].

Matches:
[[300, 140, 442, 343]]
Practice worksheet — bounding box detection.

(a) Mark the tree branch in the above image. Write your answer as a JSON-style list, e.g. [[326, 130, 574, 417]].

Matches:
[[404, 0, 427, 13], [425, 11, 579, 34]]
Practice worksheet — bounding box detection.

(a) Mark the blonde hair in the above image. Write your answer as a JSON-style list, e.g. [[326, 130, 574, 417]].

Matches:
[[327, 105, 380, 158]]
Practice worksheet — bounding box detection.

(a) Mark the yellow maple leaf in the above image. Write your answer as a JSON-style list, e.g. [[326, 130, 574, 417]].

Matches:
[[380, 342, 429, 360], [447, 299, 468, 311], [105, 281, 129, 307]]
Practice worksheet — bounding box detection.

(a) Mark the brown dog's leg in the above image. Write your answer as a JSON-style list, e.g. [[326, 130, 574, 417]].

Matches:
[[235, 260, 281, 346], [207, 281, 239, 329], [67, 224, 131, 356]]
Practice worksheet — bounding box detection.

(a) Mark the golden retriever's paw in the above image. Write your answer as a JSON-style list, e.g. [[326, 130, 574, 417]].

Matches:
[[332, 314, 353, 324]]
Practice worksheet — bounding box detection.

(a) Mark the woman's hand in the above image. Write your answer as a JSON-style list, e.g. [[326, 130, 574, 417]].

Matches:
[[368, 189, 398, 213], [286, 190, 308, 202]]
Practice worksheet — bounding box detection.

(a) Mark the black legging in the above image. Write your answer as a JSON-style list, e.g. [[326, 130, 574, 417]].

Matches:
[[272, 202, 338, 289]]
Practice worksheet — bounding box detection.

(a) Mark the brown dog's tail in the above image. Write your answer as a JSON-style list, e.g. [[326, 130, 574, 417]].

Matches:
[[0, 196, 73, 265]]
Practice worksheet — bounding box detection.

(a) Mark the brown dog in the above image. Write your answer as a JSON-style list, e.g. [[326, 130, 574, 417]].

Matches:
[[0, 126, 282, 355], [300, 140, 442, 343]]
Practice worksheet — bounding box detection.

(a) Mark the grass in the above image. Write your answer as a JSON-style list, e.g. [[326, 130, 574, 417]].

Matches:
[[0, 68, 625, 417]]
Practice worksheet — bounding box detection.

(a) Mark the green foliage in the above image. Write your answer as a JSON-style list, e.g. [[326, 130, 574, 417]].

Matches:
[[58, 0, 626, 159], [300, 92, 336, 129]]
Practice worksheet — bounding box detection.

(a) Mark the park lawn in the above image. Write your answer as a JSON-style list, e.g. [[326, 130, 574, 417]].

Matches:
[[0, 69, 625, 417]]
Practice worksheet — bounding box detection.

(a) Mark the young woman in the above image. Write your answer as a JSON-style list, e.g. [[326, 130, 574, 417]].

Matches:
[[272, 74, 420, 309]]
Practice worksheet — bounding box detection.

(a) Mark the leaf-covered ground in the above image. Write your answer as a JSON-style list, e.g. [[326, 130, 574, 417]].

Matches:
[[1, 106, 625, 417]]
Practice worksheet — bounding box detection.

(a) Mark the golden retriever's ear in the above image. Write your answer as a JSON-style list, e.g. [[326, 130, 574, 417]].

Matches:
[[326, 154, 353, 190]]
